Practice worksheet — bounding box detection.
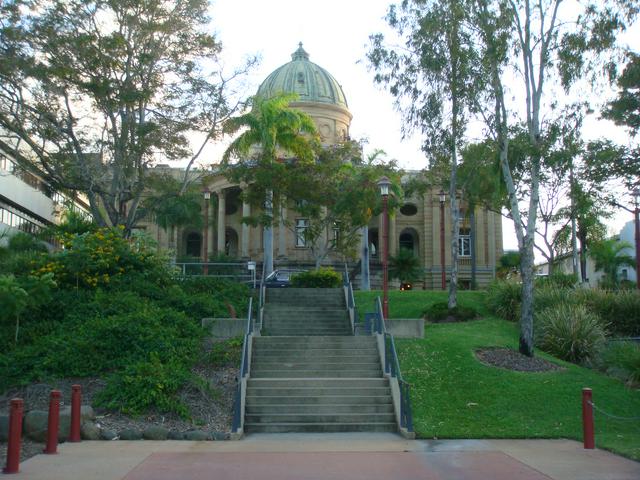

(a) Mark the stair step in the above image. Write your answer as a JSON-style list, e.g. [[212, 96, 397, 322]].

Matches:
[[252, 362, 379, 370], [254, 336, 374, 343], [244, 423, 397, 433], [246, 395, 393, 405], [252, 348, 378, 354], [247, 378, 388, 387], [246, 404, 394, 414], [251, 370, 382, 378], [264, 332, 351, 337], [246, 387, 391, 396], [245, 413, 396, 423]]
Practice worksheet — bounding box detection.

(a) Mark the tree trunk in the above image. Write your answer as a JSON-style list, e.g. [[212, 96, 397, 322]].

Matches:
[[264, 189, 274, 276], [519, 242, 535, 357], [578, 227, 588, 283]]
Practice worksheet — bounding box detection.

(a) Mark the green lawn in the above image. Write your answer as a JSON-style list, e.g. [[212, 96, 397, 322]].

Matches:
[[354, 290, 640, 461]]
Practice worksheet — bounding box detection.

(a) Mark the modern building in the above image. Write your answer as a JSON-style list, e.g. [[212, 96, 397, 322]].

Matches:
[[0, 151, 91, 246], [140, 44, 504, 289], [537, 220, 638, 286]]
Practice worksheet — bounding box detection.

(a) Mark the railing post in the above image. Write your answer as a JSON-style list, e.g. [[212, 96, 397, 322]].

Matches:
[[582, 388, 595, 449], [69, 384, 82, 442], [3, 398, 23, 474], [44, 390, 61, 454]]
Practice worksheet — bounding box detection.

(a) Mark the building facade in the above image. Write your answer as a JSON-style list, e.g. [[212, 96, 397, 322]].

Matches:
[[142, 44, 504, 288], [0, 152, 91, 245]]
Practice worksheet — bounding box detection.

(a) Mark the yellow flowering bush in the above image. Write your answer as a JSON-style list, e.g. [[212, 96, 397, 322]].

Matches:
[[32, 227, 165, 289]]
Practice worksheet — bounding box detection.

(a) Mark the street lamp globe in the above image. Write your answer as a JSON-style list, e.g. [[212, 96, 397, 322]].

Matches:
[[439, 189, 446, 204], [377, 176, 392, 197], [203, 187, 211, 200]]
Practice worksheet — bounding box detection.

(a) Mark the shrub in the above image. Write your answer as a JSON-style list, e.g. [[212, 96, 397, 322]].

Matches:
[[1, 299, 202, 390], [95, 353, 191, 417], [597, 341, 640, 386], [573, 289, 640, 337], [7, 232, 48, 253], [209, 336, 243, 367], [534, 286, 574, 315], [422, 302, 478, 322], [536, 272, 577, 289], [290, 267, 342, 288], [485, 281, 521, 321], [537, 303, 607, 364]]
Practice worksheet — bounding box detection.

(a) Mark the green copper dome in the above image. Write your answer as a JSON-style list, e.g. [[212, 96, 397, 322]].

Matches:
[[257, 43, 349, 109]]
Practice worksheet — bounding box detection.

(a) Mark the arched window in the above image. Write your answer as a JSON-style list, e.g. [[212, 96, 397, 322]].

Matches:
[[185, 232, 202, 258]]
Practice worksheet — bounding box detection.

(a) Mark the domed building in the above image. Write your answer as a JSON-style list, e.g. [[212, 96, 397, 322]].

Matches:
[[256, 43, 352, 146], [144, 44, 503, 289]]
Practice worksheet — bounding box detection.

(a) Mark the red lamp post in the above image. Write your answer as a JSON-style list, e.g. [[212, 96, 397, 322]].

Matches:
[[203, 187, 211, 276], [378, 176, 392, 319], [439, 189, 446, 290], [633, 188, 640, 290]]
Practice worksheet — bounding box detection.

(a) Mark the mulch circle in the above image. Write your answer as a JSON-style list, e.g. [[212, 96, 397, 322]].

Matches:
[[475, 347, 565, 372]]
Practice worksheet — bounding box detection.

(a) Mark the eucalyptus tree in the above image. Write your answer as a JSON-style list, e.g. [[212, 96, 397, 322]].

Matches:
[[604, 52, 640, 137], [368, 0, 481, 308], [470, 0, 634, 356], [0, 0, 253, 233], [222, 94, 318, 275]]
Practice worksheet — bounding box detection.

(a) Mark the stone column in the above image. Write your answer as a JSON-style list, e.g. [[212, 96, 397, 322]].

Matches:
[[241, 199, 250, 259], [217, 190, 226, 255], [278, 201, 287, 259], [488, 208, 496, 279]]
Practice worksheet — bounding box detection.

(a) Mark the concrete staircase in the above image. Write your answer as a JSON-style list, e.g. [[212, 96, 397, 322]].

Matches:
[[244, 288, 396, 433], [263, 288, 352, 336]]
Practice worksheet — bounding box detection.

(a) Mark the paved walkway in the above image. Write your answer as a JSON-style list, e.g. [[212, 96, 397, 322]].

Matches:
[[12, 433, 640, 480]]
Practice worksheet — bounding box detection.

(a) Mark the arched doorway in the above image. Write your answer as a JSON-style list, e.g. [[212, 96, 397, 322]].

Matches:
[[399, 228, 420, 257], [368, 228, 379, 259], [225, 227, 239, 258], [185, 231, 202, 258]]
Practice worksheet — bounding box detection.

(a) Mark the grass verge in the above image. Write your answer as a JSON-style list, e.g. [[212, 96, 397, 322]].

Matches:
[[355, 290, 640, 461]]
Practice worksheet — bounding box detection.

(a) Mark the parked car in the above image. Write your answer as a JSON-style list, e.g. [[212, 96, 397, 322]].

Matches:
[[262, 269, 306, 288]]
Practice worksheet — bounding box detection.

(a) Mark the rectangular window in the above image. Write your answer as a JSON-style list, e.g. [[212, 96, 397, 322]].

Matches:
[[295, 218, 309, 247], [458, 227, 471, 257]]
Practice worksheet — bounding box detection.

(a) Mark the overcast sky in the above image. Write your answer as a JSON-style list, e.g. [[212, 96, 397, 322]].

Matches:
[[207, 0, 639, 254]]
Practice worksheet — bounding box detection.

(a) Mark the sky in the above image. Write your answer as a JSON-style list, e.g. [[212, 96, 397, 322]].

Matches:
[[206, 0, 639, 255]]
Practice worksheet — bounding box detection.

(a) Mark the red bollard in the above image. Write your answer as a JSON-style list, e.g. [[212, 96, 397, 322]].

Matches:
[[3, 398, 24, 474], [44, 390, 61, 454], [69, 384, 82, 442], [582, 388, 595, 449]]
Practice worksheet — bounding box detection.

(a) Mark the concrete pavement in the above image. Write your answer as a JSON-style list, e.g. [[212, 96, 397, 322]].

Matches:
[[11, 433, 640, 480]]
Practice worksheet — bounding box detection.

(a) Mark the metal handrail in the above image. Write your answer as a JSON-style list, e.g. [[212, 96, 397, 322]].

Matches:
[[343, 264, 356, 334], [374, 297, 414, 432], [174, 261, 253, 279], [232, 296, 253, 432], [258, 261, 266, 332]]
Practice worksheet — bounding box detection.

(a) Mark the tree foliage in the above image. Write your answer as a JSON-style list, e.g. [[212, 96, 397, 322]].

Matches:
[[604, 51, 640, 136], [368, 0, 482, 308], [0, 0, 253, 232], [468, 0, 634, 356]]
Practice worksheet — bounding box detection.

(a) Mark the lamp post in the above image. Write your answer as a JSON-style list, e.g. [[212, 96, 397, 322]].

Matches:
[[439, 189, 446, 290], [378, 176, 392, 319], [633, 188, 640, 290], [203, 187, 211, 276]]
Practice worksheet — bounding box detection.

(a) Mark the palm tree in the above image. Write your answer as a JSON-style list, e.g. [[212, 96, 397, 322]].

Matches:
[[389, 248, 422, 287], [589, 238, 635, 288], [222, 94, 318, 275]]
